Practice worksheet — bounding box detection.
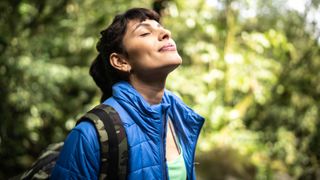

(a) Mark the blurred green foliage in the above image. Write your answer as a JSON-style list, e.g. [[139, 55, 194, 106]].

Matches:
[[1, 0, 320, 179]]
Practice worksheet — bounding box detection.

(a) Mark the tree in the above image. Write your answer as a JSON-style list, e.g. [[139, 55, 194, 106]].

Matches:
[[1, 0, 320, 179], [162, 0, 320, 179], [0, 0, 154, 178]]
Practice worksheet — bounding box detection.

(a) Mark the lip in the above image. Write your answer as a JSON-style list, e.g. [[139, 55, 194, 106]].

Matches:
[[159, 43, 176, 52]]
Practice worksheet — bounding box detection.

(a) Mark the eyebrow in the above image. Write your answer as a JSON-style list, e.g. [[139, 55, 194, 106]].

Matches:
[[132, 22, 162, 33]]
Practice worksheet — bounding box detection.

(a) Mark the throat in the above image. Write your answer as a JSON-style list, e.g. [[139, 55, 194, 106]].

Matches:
[[140, 88, 164, 105], [146, 92, 164, 105], [129, 77, 166, 105]]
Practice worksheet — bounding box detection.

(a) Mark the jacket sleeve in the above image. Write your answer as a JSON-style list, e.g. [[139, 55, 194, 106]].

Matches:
[[51, 121, 101, 180]]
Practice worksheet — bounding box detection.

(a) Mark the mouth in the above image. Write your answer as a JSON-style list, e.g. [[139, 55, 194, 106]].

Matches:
[[159, 43, 176, 52]]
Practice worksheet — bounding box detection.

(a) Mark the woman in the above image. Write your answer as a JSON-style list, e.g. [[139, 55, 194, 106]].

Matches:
[[52, 8, 204, 180]]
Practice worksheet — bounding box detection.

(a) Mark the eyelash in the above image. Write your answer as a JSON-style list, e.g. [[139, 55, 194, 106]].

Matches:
[[140, 32, 151, 37]]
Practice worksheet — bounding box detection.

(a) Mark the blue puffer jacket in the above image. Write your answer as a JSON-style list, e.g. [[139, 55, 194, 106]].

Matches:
[[52, 81, 204, 179]]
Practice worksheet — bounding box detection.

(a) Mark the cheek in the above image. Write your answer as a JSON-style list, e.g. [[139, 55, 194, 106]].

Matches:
[[126, 42, 155, 62], [128, 47, 145, 59]]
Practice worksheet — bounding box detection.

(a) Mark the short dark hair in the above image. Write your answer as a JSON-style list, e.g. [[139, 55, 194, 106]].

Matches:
[[89, 8, 160, 102]]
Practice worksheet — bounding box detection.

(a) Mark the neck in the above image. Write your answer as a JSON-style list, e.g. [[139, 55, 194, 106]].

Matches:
[[129, 75, 166, 105]]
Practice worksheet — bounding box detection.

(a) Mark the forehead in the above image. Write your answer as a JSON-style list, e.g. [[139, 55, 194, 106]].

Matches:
[[126, 19, 160, 32], [123, 19, 161, 43]]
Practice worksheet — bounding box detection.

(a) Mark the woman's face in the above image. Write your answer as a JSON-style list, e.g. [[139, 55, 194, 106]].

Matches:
[[122, 19, 182, 78]]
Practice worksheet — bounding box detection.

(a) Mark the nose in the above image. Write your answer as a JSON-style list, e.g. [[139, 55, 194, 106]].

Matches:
[[158, 28, 171, 41]]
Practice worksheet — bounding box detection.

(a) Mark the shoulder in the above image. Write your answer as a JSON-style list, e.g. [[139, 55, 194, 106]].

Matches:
[[57, 121, 100, 160], [74, 121, 98, 139], [72, 121, 100, 152], [51, 121, 100, 179]]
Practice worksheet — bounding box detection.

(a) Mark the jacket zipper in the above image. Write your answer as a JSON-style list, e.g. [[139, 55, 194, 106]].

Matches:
[[160, 114, 167, 180]]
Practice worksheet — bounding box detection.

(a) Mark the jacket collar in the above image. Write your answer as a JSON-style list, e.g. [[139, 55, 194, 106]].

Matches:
[[112, 81, 204, 180], [112, 81, 204, 127], [112, 81, 170, 120]]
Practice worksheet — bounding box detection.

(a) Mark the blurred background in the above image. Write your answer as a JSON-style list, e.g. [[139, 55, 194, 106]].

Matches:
[[1, 0, 320, 179]]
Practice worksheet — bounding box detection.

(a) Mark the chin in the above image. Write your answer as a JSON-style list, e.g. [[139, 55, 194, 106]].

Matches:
[[164, 61, 181, 74], [168, 53, 182, 65], [154, 54, 182, 74]]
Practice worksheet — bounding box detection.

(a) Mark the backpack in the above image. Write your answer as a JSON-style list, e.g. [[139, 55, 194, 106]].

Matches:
[[16, 104, 128, 180]]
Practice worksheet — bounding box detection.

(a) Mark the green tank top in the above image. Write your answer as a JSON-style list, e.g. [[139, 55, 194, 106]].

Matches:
[[167, 148, 187, 180]]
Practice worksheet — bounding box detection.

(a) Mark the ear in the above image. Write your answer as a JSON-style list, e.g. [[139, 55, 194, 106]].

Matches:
[[109, 53, 131, 73]]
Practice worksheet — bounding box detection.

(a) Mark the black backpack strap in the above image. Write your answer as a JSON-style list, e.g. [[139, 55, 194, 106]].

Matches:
[[77, 104, 128, 180]]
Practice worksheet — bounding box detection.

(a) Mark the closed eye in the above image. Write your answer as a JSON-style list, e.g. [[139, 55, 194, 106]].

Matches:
[[140, 32, 151, 37]]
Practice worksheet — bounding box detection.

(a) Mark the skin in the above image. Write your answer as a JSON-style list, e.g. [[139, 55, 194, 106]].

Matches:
[[109, 19, 182, 161], [110, 19, 182, 105]]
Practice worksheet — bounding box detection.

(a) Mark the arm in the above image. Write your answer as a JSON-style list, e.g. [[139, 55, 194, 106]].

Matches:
[[51, 121, 100, 180]]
